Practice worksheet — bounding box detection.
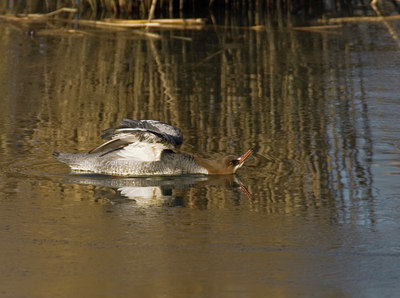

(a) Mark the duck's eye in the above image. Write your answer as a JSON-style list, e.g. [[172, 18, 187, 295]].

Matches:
[[229, 160, 239, 166]]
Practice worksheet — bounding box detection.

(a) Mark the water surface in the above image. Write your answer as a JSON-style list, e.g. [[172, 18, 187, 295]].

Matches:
[[1, 19, 400, 297]]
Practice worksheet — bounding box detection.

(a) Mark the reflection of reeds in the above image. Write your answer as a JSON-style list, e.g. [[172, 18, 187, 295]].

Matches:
[[0, 20, 376, 220]]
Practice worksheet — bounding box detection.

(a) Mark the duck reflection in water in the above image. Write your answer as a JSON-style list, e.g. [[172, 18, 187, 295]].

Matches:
[[54, 119, 252, 176], [64, 174, 251, 207]]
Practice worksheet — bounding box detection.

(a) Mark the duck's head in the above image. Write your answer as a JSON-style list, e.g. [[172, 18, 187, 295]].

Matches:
[[199, 149, 253, 175]]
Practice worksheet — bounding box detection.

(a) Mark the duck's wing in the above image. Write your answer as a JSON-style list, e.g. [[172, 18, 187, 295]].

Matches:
[[102, 119, 183, 146], [89, 119, 183, 161]]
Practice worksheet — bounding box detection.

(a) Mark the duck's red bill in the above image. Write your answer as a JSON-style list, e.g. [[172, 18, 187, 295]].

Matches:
[[238, 149, 253, 165]]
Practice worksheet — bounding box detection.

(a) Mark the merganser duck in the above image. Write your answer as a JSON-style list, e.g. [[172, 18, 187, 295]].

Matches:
[[54, 119, 252, 176]]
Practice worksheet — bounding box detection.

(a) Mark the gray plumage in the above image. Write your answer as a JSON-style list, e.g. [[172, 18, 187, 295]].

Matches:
[[53, 150, 207, 176], [54, 120, 207, 176]]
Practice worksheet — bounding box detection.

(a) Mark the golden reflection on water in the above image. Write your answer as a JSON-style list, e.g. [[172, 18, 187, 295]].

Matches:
[[1, 19, 399, 297], [0, 20, 376, 217]]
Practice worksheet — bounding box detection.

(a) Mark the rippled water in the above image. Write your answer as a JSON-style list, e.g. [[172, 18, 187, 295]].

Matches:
[[1, 18, 400, 296]]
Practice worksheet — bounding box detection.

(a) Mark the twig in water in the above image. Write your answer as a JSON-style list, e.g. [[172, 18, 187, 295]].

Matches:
[[371, 0, 400, 49]]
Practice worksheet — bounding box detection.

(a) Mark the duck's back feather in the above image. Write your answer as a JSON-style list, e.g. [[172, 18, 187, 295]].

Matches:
[[102, 119, 182, 146], [88, 119, 183, 162]]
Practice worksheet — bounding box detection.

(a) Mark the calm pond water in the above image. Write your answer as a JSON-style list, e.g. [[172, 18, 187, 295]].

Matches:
[[1, 17, 400, 297]]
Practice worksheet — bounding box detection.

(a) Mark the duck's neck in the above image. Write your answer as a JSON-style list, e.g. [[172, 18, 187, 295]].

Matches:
[[194, 157, 231, 175]]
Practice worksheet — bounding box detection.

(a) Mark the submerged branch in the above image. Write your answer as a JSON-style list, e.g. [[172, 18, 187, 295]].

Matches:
[[326, 13, 400, 50], [328, 14, 400, 23], [293, 25, 342, 32], [0, 11, 204, 31], [105, 18, 205, 29], [371, 0, 400, 49]]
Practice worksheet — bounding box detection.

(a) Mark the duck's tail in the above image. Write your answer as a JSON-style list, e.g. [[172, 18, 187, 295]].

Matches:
[[53, 152, 70, 164], [53, 152, 92, 171]]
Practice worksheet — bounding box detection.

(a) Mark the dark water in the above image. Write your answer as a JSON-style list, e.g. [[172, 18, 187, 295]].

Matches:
[[1, 18, 400, 297]]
